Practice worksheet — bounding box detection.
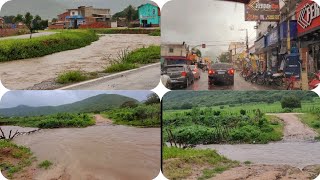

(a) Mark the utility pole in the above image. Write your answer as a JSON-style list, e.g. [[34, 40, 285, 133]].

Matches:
[[286, 0, 291, 54], [246, 29, 249, 53]]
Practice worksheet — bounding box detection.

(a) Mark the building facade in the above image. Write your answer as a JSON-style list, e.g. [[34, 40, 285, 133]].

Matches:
[[228, 42, 246, 69], [138, 3, 160, 27], [161, 43, 190, 66]]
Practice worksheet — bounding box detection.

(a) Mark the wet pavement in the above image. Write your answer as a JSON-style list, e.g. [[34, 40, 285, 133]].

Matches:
[[0, 34, 160, 90], [62, 63, 160, 90], [13, 124, 161, 180], [182, 71, 278, 90]]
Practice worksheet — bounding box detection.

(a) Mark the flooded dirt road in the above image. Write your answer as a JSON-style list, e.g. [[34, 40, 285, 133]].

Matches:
[[198, 113, 319, 168], [0, 34, 160, 90], [13, 122, 160, 180]]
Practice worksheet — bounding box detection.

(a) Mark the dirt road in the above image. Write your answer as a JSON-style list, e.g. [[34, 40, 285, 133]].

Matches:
[[198, 113, 320, 180], [0, 31, 56, 40], [12, 122, 160, 179], [0, 34, 160, 90]]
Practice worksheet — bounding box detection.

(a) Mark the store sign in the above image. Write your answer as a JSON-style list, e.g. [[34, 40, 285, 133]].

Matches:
[[280, 21, 297, 40], [245, 0, 280, 21], [296, 0, 320, 35], [255, 36, 265, 52]]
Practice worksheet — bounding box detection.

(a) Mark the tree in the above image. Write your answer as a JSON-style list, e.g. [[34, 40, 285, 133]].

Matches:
[[192, 48, 202, 57], [112, 5, 139, 25], [120, 101, 138, 108], [52, 18, 58, 23], [281, 96, 301, 109], [13, 12, 45, 39], [3, 16, 15, 24], [218, 52, 232, 63], [144, 93, 160, 105]]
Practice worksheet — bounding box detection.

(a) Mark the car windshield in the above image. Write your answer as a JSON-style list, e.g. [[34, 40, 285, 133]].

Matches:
[[166, 66, 184, 72], [189, 65, 196, 69], [211, 64, 233, 69]]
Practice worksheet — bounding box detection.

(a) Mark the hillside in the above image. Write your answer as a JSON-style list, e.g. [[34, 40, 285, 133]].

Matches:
[[0, 94, 138, 117], [163, 91, 318, 110]]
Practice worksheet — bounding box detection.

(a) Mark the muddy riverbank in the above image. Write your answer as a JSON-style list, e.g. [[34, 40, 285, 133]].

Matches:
[[11, 124, 160, 180], [0, 34, 160, 90]]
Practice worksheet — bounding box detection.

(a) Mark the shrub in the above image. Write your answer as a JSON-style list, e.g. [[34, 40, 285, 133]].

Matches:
[[282, 108, 292, 113], [105, 63, 137, 73], [38, 160, 52, 169], [240, 109, 246, 115], [281, 96, 301, 109], [56, 70, 87, 84], [0, 30, 98, 62]]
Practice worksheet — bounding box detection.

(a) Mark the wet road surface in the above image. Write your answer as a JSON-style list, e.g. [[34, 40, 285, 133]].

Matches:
[[197, 113, 320, 168], [13, 123, 161, 180], [61, 63, 160, 90], [0, 34, 160, 90], [182, 71, 277, 90]]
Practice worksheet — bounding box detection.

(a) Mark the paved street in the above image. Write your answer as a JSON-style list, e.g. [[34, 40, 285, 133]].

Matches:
[[60, 63, 160, 90], [182, 71, 277, 91]]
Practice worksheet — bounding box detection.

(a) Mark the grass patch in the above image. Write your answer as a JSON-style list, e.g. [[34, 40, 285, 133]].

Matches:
[[104, 45, 160, 73], [57, 70, 88, 84], [103, 104, 160, 127], [0, 113, 95, 128], [163, 147, 237, 180], [148, 29, 160, 36], [0, 30, 98, 62], [297, 113, 320, 134], [38, 160, 52, 170], [0, 140, 34, 179], [244, 161, 252, 164]]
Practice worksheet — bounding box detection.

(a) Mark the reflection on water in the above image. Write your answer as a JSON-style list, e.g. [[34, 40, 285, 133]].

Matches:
[[13, 125, 160, 180], [198, 142, 320, 169]]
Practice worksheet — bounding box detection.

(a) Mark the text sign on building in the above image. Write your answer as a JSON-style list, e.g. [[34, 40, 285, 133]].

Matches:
[[245, 0, 280, 21], [296, 0, 320, 35], [267, 28, 278, 46]]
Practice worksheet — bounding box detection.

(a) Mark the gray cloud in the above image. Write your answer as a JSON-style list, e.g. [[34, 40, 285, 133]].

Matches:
[[161, 0, 256, 60]]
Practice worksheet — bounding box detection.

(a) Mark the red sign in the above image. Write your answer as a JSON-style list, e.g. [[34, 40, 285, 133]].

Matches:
[[245, 0, 280, 21], [296, 0, 320, 35]]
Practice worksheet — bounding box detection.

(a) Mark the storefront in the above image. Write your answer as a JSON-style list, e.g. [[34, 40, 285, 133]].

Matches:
[[296, 0, 320, 74], [254, 35, 267, 71], [266, 26, 280, 72]]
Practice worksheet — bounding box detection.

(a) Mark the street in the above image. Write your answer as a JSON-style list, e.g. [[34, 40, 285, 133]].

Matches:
[[183, 70, 277, 91], [59, 63, 160, 90]]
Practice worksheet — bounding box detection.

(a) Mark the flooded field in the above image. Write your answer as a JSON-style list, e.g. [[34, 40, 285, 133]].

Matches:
[[0, 34, 160, 90], [13, 125, 160, 180]]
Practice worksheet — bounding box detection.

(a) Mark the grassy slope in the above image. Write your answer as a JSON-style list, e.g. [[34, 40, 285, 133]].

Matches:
[[163, 147, 238, 180], [297, 113, 320, 134]]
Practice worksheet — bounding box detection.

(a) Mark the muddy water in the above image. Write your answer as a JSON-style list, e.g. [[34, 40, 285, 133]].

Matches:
[[14, 125, 160, 180], [0, 126, 39, 137], [0, 34, 160, 89]]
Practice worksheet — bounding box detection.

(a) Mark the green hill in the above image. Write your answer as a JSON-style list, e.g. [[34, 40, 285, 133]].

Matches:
[[163, 91, 318, 110], [0, 94, 139, 117]]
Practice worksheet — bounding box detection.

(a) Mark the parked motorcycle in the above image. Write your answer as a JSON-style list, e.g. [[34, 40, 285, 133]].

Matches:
[[256, 71, 284, 86], [309, 72, 320, 90]]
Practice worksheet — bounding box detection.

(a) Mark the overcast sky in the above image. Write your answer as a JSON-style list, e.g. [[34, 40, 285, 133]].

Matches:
[[0, 90, 153, 108], [162, 0, 257, 60]]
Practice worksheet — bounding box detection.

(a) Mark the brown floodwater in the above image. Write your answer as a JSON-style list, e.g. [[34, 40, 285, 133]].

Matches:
[[13, 125, 160, 180], [0, 34, 160, 89]]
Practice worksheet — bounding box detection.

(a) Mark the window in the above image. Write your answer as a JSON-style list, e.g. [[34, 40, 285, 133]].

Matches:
[[169, 48, 174, 53], [72, 12, 75, 15], [153, 9, 156, 15]]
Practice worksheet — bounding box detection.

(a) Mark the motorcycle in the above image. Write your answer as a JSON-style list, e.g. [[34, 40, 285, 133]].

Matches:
[[309, 72, 320, 90], [256, 71, 284, 86]]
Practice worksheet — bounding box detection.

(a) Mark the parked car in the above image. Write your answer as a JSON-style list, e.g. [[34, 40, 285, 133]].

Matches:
[[163, 64, 194, 88], [208, 63, 235, 85], [189, 65, 200, 80]]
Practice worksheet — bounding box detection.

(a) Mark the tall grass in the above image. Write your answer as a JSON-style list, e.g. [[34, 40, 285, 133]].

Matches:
[[0, 30, 98, 62]]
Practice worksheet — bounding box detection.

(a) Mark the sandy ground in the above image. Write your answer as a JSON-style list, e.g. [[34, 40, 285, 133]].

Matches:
[[0, 34, 160, 90], [10, 115, 160, 180]]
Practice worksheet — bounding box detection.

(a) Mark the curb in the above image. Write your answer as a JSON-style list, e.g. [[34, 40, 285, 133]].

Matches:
[[57, 63, 160, 90]]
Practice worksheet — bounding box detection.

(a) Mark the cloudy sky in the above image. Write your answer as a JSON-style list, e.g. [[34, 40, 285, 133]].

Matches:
[[0, 90, 153, 108], [161, 0, 257, 60]]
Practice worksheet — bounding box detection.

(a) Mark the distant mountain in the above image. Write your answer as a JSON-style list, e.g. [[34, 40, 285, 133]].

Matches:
[[0, 0, 150, 19], [0, 94, 138, 117]]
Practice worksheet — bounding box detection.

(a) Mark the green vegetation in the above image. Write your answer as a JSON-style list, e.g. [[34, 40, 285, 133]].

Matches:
[[56, 70, 98, 84], [164, 107, 284, 145], [281, 96, 301, 109], [0, 113, 95, 128], [0, 30, 98, 62], [163, 147, 237, 180], [13, 12, 48, 38], [163, 91, 317, 110], [149, 29, 160, 36], [103, 104, 160, 127], [93, 28, 159, 35], [0, 140, 34, 179], [297, 108, 320, 134], [38, 160, 52, 170], [105, 45, 160, 73]]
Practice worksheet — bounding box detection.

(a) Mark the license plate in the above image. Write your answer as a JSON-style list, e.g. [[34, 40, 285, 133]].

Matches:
[[218, 72, 225, 74]]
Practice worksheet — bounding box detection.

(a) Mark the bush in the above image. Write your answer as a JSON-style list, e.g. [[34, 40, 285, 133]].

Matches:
[[281, 96, 301, 109], [148, 29, 160, 36], [56, 70, 88, 84], [105, 63, 137, 73], [240, 109, 246, 115], [282, 108, 292, 113], [38, 160, 52, 169], [0, 30, 98, 62]]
